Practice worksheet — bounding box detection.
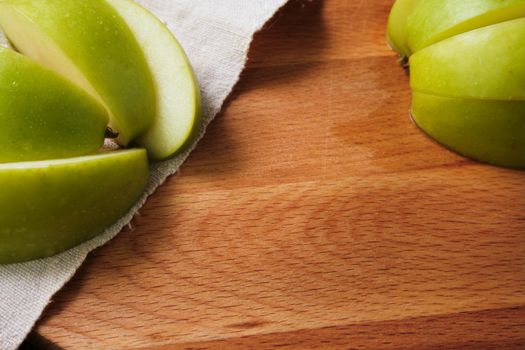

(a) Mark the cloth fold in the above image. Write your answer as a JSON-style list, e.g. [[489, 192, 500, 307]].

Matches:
[[0, 1, 288, 348]]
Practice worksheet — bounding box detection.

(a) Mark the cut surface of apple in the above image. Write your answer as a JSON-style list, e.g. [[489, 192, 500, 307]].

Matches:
[[387, 0, 420, 58], [0, 0, 156, 145], [0, 149, 149, 264], [405, 0, 525, 54], [410, 18, 525, 100], [106, 0, 202, 160], [0, 47, 108, 163], [412, 92, 525, 169]]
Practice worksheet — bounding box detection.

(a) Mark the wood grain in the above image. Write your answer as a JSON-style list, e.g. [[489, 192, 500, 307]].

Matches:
[[29, 0, 525, 349]]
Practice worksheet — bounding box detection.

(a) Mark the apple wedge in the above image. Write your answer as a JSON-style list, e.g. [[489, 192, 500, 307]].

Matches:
[[387, 0, 420, 58], [405, 0, 525, 54], [0, 149, 149, 264], [410, 18, 525, 100], [412, 92, 525, 169], [106, 0, 202, 160], [0, 47, 108, 163], [0, 0, 156, 145]]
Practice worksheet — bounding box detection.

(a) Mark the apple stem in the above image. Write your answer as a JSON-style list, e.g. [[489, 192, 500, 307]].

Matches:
[[105, 127, 119, 139], [397, 55, 409, 68]]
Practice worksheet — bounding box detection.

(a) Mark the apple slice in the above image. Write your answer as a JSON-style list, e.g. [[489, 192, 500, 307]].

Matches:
[[387, 0, 420, 58], [106, 0, 202, 160], [0, 47, 108, 163], [0, 149, 149, 264], [0, 0, 156, 145], [412, 92, 525, 169], [405, 0, 525, 54], [410, 18, 525, 101]]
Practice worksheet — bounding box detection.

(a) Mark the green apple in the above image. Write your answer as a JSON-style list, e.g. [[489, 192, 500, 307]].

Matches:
[[0, 47, 108, 163], [412, 92, 525, 169], [0, 0, 156, 145], [410, 18, 525, 100], [405, 0, 525, 54], [388, 1, 525, 168], [0, 149, 149, 264], [387, 0, 420, 58], [106, 0, 202, 159], [409, 18, 525, 169]]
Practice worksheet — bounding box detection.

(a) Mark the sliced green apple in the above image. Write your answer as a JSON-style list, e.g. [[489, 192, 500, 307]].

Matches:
[[0, 47, 108, 163], [106, 0, 202, 160], [387, 0, 420, 58], [410, 18, 525, 100], [406, 0, 525, 54], [0, 149, 149, 264], [0, 0, 156, 145], [412, 92, 525, 169]]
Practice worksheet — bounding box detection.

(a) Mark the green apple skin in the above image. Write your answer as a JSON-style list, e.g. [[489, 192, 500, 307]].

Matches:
[[0, 0, 156, 145], [106, 0, 202, 160], [412, 92, 525, 169], [410, 18, 525, 101], [0, 149, 149, 264], [405, 0, 525, 54], [0, 47, 108, 163], [387, 0, 420, 58]]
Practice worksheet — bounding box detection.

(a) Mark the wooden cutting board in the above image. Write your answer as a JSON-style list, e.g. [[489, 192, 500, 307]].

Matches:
[[28, 0, 525, 349]]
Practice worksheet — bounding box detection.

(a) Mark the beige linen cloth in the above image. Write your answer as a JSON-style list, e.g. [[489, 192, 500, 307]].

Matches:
[[0, 1, 288, 348]]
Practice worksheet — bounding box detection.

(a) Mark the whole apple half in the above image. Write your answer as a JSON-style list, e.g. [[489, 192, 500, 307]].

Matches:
[[0, 47, 108, 163], [409, 18, 525, 169], [388, 0, 525, 169], [409, 18, 525, 168], [0, 0, 156, 146], [0, 149, 149, 264], [106, 0, 202, 160]]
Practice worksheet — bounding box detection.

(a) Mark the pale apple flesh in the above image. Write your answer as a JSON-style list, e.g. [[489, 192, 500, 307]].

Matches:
[[0, 150, 149, 264], [410, 18, 525, 101], [412, 92, 525, 169], [106, 0, 202, 160], [405, 0, 525, 54], [0, 47, 108, 163], [0, 0, 156, 145]]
